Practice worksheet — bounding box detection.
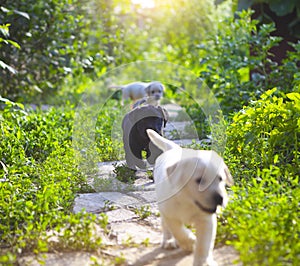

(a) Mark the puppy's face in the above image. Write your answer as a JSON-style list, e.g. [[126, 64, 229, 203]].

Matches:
[[189, 161, 231, 214], [145, 82, 164, 101], [165, 151, 233, 214]]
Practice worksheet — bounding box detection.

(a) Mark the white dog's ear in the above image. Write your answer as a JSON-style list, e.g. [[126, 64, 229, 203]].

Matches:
[[166, 156, 203, 189], [145, 84, 152, 94], [165, 162, 185, 188], [224, 166, 234, 186]]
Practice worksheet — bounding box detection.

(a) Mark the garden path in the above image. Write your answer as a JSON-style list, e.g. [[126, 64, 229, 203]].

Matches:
[[19, 163, 240, 266]]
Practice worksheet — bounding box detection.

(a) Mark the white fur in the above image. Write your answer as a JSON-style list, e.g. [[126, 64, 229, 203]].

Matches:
[[110, 81, 164, 106], [146, 129, 233, 266]]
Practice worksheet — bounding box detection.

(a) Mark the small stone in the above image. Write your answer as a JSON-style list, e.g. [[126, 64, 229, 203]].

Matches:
[[73, 193, 107, 214], [105, 208, 137, 223]]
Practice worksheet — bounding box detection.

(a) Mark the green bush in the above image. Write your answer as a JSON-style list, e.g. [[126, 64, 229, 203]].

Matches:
[[0, 0, 93, 102], [199, 10, 300, 114], [218, 167, 299, 265], [95, 100, 124, 162], [0, 100, 106, 264], [181, 102, 211, 140], [217, 89, 300, 265], [226, 89, 300, 180]]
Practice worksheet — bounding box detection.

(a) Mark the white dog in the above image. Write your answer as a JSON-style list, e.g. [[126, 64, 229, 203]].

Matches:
[[133, 81, 165, 108], [110, 81, 164, 106], [146, 129, 233, 266]]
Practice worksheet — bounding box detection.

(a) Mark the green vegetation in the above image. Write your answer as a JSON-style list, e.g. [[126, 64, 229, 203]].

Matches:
[[134, 205, 152, 220], [1, 0, 299, 265], [0, 99, 106, 264], [218, 89, 300, 265], [199, 10, 299, 113], [113, 163, 136, 184]]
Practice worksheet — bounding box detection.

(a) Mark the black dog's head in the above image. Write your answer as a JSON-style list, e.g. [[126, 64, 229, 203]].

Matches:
[[131, 106, 168, 141], [122, 105, 169, 169]]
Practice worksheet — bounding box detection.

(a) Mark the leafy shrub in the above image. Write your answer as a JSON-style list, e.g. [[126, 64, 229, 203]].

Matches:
[[199, 10, 300, 114], [182, 102, 211, 139], [95, 100, 124, 162], [226, 89, 300, 181], [0, 100, 106, 263], [218, 167, 300, 265], [0, 0, 93, 102], [217, 89, 300, 265]]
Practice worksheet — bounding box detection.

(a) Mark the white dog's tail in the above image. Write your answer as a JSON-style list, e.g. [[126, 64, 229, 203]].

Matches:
[[147, 129, 179, 152], [108, 85, 123, 90]]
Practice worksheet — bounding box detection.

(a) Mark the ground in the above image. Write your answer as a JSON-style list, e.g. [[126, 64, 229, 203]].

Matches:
[[19, 165, 240, 266]]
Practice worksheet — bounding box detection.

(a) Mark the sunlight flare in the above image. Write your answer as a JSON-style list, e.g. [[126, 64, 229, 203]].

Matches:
[[132, 0, 155, 9]]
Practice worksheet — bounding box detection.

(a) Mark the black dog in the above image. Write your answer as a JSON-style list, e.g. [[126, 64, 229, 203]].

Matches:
[[122, 105, 169, 170]]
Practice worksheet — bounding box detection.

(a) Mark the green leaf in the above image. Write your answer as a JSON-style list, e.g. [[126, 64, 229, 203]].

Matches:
[[0, 96, 13, 104], [286, 92, 300, 102], [0, 24, 10, 38], [0, 7, 10, 13], [17, 130, 21, 140], [13, 10, 30, 20], [7, 40, 21, 49], [273, 154, 279, 164], [0, 60, 17, 74], [0, 161, 8, 175], [260, 88, 277, 100]]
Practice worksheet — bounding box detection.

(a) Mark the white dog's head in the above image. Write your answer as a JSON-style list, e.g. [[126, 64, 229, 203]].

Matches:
[[147, 129, 233, 214], [165, 150, 233, 214], [145, 82, 164, 101]]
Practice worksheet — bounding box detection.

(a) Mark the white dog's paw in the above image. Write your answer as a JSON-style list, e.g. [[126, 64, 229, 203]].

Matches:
[[161, 238, 178, 249], [179, 233, 196, 252]]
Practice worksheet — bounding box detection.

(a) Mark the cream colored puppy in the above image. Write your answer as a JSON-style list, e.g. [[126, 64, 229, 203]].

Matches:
[[110, 81, 164, 106], [146, 129, 233, 266], [133, 81, 165, 108]]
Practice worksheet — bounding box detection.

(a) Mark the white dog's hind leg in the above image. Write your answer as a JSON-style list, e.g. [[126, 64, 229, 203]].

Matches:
[[193, 215, 218, 266], [121, 88, 130, 106], [162, 216, 196, 252]]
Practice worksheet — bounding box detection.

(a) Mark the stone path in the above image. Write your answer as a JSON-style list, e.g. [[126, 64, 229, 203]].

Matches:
[[19, 162, 240, 266], [19, 162, 238, 266], [73, 162, 240, 266]]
